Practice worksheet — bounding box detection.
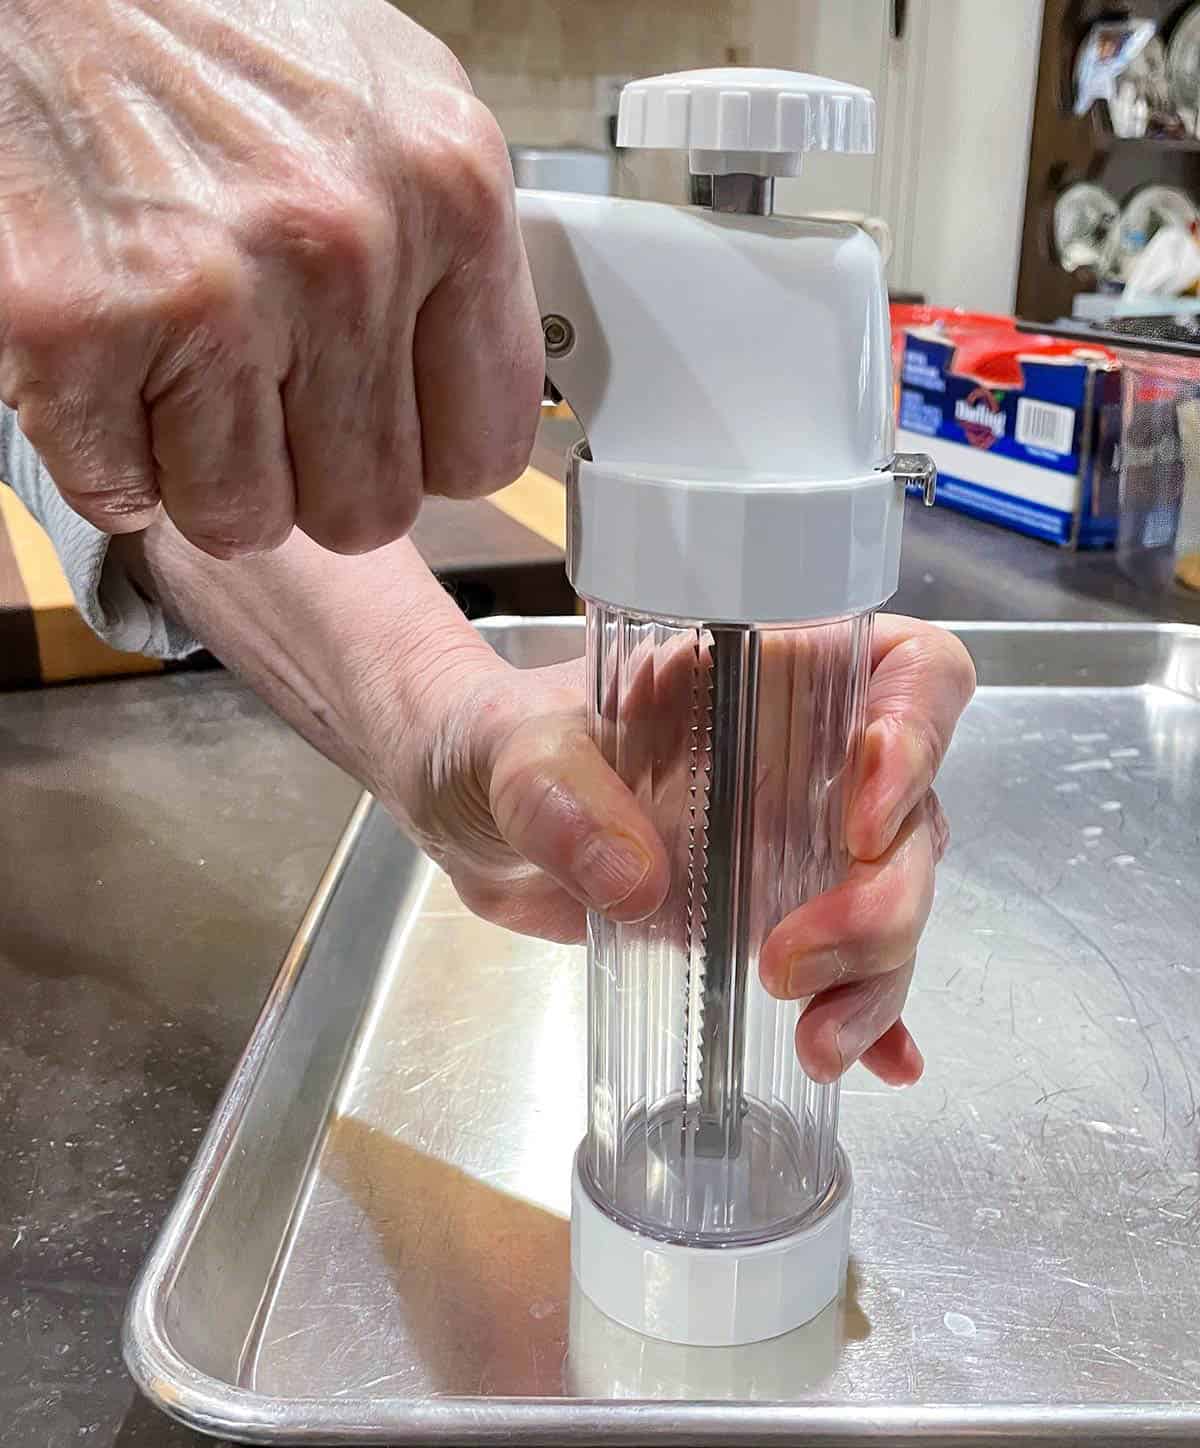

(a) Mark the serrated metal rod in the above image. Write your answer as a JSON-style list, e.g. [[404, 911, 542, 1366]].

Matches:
[[682, 630, 711, 1114], [695, 627, 760, 1159]]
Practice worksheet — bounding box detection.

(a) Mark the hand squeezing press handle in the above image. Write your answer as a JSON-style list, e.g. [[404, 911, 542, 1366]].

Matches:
[[518, 69, 934, 1349]]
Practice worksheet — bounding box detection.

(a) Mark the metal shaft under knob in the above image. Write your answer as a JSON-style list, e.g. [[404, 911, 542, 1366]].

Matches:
[[688, 169, 773, 1164]]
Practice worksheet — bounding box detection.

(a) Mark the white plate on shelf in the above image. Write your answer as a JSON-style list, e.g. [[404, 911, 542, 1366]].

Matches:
[[1053, 181, 1120, 273], [1106, 183, 1199, 280], [1168, 2, 1200, 131]]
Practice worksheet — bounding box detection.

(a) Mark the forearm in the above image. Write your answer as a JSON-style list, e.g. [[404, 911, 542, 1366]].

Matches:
[[111, 520, 505, 817]]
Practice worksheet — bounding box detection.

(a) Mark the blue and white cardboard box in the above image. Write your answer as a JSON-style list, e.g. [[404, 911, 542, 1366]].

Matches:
[[895, 329, 1121, 548]]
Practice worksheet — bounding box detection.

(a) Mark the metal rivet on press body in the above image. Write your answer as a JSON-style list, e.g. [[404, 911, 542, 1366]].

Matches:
[[542, 314, 575, 358]]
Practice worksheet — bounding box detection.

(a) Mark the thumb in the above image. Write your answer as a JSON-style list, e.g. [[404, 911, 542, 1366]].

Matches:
[[485, 708, 670, 921]]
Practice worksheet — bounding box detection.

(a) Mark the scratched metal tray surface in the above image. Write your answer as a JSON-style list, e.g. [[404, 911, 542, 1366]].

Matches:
[[124, 620, 1200, 1445]]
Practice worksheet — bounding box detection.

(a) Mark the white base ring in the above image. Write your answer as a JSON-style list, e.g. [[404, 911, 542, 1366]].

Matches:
[[570, 1147, 852, 1347]]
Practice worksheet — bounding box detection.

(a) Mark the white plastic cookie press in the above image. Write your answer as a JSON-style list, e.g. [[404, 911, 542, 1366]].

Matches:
[[514, 68, 934, 1348]]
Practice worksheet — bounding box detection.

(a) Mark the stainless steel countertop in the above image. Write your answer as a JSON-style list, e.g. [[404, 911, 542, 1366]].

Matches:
[[2, 501, 1197, 1447], [0, 673, 359, 1447], [889, 501, 1200, 627], [125, 623, 1200, 1446]]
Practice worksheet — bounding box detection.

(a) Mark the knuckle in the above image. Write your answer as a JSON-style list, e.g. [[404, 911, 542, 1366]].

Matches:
[[453, 868, 578, 941], [422, 364, 541, 500], [420, 91, 514, 245], [7, 372, 157, 512], [169, 487, 294, 560], [71, 480, 158, 515], [888, 886, 927, 961], [261, 187, 389, 288], [490, 755, 558, 846], [298, 486, 420, 555], [855, 868, 927, 970], [16, 400, 159, 521], [426, 437, 532, 499], [451, 871, 494, 915], [452, 872, 515, 929], [927, 790, 951, 860], [157, 247, 246, 330], [11, 391, 77, 450], [881, 710, 940, 786], [63, 482, 160, 528], [181, 527, 279, 561], [3, 286, 88, 362], [908, 717, 941, 783], [423, 34, 473, 95], [482, 427, 538, 491], [179, 526, 261, 561], [935, 628, 978, 704], [489, 720, 586, 845]]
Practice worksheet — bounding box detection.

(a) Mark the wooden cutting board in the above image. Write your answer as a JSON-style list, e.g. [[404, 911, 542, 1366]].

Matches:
[[0, 467, 570, 689]]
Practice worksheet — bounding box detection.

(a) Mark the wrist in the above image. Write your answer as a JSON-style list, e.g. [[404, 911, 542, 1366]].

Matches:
[[120, 518, 516, 833]]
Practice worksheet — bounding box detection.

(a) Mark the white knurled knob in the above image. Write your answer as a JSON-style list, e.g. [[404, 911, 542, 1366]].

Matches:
[[617, 68, 876, 177]]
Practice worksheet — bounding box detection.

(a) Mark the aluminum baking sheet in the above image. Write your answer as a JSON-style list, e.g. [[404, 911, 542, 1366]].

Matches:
[[124, 620, 1200, 1445]]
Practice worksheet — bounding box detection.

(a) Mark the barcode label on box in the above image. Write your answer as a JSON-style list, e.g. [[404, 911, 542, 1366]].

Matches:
[[1015, 398, 1075, 455]]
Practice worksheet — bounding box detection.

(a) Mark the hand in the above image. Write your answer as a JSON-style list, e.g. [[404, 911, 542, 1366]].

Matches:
[[393, 615, 974, 1087], [757, 616, 975, 1086], [124, 521, 973, 1087], [384, 654, 673, 944], [0, 0, 542, 557]]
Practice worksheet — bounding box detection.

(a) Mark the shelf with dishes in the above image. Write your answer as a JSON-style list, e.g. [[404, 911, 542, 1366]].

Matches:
[[1073, 6, 1200, 144], [1054, 179, 1197, 290]]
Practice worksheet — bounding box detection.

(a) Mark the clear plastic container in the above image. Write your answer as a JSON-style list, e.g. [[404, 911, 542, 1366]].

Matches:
[[1116, 347, 1200, 596], [580, 602, 873, 1250]]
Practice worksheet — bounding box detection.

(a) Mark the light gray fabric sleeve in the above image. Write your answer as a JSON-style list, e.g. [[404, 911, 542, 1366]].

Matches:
[[0, 403, 199, 660]]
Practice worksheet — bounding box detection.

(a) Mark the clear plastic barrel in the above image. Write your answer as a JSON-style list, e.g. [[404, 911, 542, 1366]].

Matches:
[[581, 603, 873, 1248]]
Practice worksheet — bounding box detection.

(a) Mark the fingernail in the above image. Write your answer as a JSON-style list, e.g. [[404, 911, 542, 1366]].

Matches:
[[576, 831, 652, 910]]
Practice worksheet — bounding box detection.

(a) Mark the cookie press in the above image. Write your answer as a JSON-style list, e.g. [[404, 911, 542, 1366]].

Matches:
[[517, 69, 934, 1347]]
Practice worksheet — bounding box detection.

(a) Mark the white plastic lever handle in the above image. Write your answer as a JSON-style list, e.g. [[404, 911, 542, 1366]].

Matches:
[[517, 188, 892, 480]]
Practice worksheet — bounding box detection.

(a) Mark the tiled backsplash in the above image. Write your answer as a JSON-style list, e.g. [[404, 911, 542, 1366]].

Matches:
[[398, 0, 747, 151]]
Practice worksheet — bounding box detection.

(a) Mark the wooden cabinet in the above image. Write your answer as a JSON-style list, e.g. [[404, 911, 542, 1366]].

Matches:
[[1016, 0, 1200, 322]]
